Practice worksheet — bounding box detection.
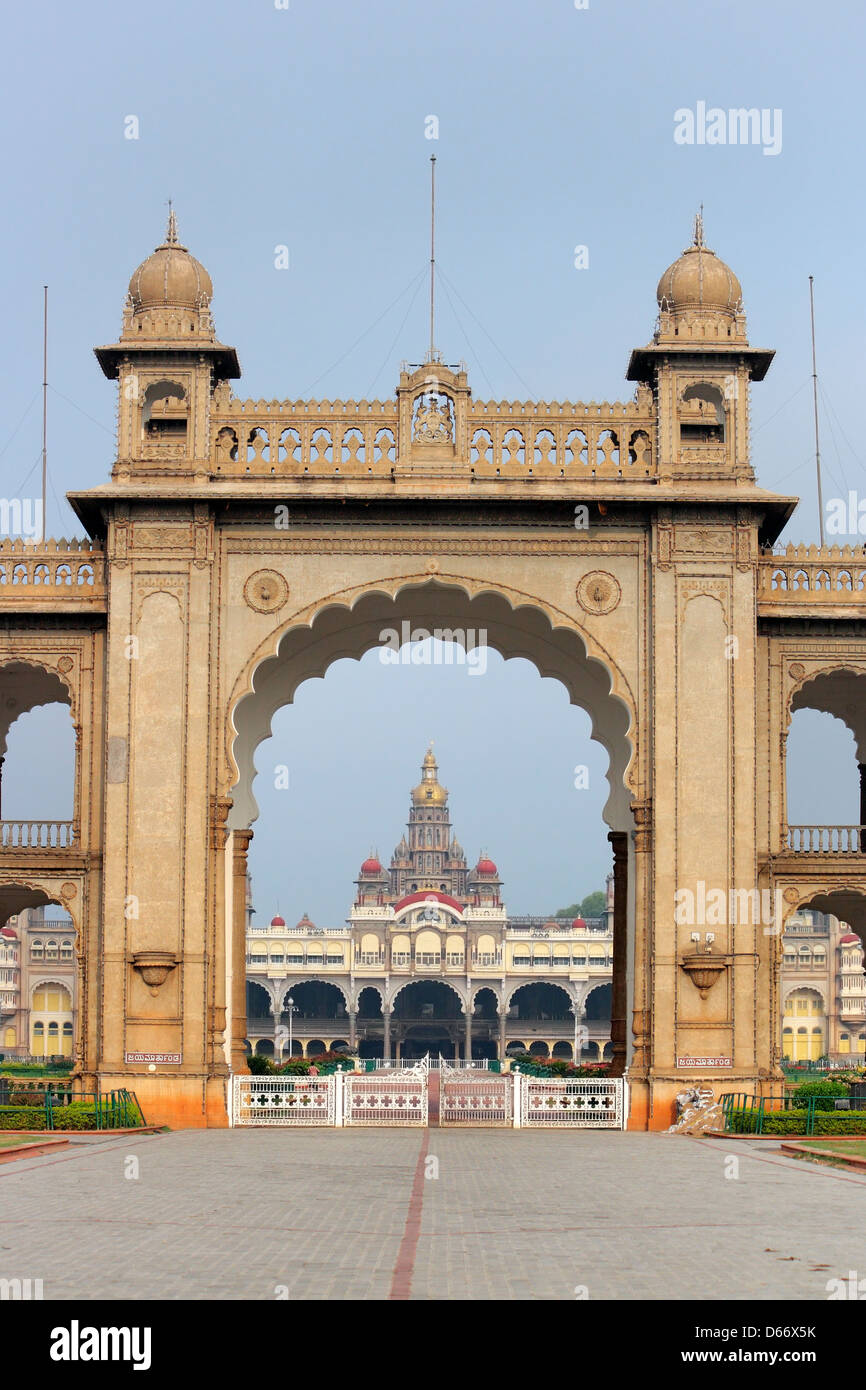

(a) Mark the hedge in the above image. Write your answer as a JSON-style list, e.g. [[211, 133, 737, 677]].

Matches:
[[730, 1108, 866, 1136], [0, 1102, 132, 1132]]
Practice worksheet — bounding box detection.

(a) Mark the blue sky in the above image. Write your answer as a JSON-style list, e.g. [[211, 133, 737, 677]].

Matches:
[[1, 0, 863, 920]]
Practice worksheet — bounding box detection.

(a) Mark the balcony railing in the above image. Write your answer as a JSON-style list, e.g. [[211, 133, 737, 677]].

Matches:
[[785, 825, 864, 854], [0, 821, 76, 849]]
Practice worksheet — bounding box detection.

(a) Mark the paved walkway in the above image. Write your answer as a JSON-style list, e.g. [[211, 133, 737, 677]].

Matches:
[[2, 1129, 865, 1300]]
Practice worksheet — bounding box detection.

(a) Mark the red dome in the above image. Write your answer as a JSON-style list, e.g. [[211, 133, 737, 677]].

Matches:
[[270, 915, 286, 927], [475, 857, 498, 876], [572, 917, 587, 930], [360, 857, 383, 875], [0, 926, 17, 939], [840, 932, 862, 945]]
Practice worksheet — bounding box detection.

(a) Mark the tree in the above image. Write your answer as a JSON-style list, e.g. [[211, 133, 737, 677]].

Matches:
[[580, 891, 606, 918], [554, 890, 606, 920]]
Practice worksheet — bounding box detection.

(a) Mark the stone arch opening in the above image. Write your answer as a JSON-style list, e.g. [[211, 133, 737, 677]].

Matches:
[[225, 576, 638, 1076], [788, 669, 866, 836], [0, 661, 76, 838], [227, 578, 635, 834]]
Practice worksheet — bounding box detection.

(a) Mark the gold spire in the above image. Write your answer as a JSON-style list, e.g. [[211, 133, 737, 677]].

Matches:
[[412, 744, 447, 805]]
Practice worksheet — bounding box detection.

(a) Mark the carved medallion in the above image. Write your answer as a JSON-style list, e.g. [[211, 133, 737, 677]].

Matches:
[[789, 662, 806, 681], [243, 569, 289, 614], [57, 656, 74, 674], [60, 881, 77, 901], [576, 570, 621, 615], [783, 887, 800, 904]]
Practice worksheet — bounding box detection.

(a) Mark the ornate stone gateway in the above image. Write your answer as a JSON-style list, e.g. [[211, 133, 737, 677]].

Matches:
[[3, 212, 866, 1130]]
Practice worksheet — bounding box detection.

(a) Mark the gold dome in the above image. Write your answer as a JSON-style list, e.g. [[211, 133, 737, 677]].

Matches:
[[657, 218, 742, 316], [128, 210, 213, 312], [411, 745, 448, 806]]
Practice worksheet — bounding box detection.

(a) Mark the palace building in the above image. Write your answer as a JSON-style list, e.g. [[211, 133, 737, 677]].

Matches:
[[245, 747, 614, 1062], [780, 909, 866, 1063], [0, 907, 77, 1059]]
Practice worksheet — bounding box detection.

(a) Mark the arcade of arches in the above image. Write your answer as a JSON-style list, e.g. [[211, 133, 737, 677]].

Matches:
[[2, 210, 866, 1128]]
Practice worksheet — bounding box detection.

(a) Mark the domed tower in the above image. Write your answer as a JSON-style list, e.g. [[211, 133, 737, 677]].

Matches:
[[95, 210, 240, 480], [627, 212, 773, 486], [355, 854, 388, 906], [467, 855, 502, 908]]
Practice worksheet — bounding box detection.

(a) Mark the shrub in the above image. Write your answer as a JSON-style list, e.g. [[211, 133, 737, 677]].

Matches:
[[0, 1106, 46, 1130], [792, 1079, 849, 1111], [729, 1108, 866, 1136]]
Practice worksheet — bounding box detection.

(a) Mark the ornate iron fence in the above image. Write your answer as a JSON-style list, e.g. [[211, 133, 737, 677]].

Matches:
[[440, 1066, 512, 1126], [232, 1074, 335, 1126], [518, 1075, 625, 1128], [343, 1070, 428, 1126]]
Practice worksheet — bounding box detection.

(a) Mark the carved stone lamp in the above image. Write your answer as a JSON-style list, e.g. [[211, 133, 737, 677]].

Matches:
[[680, 938, 730, 1000], [132, 950, 179, 997]]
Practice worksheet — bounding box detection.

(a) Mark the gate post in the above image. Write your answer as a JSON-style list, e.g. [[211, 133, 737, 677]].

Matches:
[[334, 1069, 343, 1128], [513, 1067, 522, 1129]]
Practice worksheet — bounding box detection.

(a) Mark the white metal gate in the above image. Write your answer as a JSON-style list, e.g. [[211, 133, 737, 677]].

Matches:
[[439, 1065, 512, 1126], [519, 1075, 625, 1128], [343, 1067, 428, 1126], [232, 1074, 335, 1126]]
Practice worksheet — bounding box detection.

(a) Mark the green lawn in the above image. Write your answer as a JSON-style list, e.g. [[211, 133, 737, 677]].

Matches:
[[793, 1139, 866, 1159], [0, 1135, 58, 1149]]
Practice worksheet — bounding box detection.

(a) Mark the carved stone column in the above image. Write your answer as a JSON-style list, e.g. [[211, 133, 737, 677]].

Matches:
[[630, 799, 653, 1080], [348, 1008, 357, 1050], [860, 764, 866, 831], [382, 1006, 391, 1061], [498, 1007, 507, 1062], [607, 830, 629, 1078], [465, 997, 472, 1063], [231, 829, 253, 1075], [209, 797, 232, 1074]]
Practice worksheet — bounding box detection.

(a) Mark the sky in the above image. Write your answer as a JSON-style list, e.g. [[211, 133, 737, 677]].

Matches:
[[1, 0, 864, 921]]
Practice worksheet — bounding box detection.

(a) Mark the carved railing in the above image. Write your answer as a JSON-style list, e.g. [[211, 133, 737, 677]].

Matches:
[[210, 395, 656, 480], [0, 821, 77, 849], [785, 825, 864, 854], [0, 539, 105, 596], [758, 546, 866, 608]]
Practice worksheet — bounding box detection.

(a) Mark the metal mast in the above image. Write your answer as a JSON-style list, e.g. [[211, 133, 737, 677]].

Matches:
[[809, 275, 825, 547]]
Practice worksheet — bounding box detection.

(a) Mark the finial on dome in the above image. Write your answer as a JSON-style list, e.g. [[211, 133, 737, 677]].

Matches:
[[693, 204, 704, 249], [165, 201, 179, 246]]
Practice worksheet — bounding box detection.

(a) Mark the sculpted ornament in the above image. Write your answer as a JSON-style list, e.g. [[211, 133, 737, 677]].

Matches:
[[243, 570, 289, 614], [576, 570, 622, 615]]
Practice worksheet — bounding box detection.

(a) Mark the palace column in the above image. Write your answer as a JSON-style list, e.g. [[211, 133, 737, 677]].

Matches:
[[348, 1007, 357, 1050], [231, 829, 253, 1075], [383, 1004, 391, 1061], [859, 764, 866, 832], [498, 1004, 507, 1061], [464, 995, 472, 1063], [627, 799, 653, 1126], [607, 830, 629, 1077], [209, 797, 232, 1073]]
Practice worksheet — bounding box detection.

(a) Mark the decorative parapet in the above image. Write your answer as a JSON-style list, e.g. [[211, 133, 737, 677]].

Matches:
[[758, 545, 866, 616], [0, 538, 106, 603], [209, 386, 656, 482]]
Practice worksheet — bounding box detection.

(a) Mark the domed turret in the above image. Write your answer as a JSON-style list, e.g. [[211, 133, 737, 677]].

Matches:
[[127, 209, 213, 312], [656, 232, 742, 318], [651, 212, 747, 347]]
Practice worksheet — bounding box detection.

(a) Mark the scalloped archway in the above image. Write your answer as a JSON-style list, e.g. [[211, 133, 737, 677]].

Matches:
[[226, 577, 636, 833]]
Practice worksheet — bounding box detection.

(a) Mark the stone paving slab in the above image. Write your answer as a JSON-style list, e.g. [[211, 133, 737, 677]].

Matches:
[[1, 1129, 864, 1300]]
